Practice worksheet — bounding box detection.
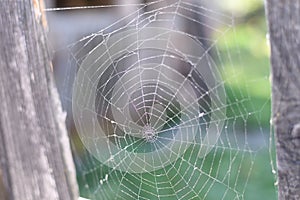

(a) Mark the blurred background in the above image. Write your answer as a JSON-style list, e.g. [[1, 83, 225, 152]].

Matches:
[[45, 0, 277, 199]]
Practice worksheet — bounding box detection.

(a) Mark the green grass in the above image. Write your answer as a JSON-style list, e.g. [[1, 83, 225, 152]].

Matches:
[[214, 16, 271, 129], [77, 144, 277, 199]]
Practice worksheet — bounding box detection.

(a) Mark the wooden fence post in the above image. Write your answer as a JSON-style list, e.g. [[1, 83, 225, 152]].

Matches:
[[266, 1, 300, 199], [0, 1, 78, 199]]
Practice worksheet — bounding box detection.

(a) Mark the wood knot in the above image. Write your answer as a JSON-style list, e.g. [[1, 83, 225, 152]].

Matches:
[[291, 123, 300, 138]]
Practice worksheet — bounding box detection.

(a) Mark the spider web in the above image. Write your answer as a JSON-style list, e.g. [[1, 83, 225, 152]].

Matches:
[[47, 0, 270, 199]]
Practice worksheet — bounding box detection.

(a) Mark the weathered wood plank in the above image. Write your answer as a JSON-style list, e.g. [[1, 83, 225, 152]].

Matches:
[[0, 1, 78, 199], [266, 0, 300, 199]]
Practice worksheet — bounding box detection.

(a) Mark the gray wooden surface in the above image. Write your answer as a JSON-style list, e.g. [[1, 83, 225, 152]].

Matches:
[[0, 1, 78, 199], [266, 0, 300, 199]]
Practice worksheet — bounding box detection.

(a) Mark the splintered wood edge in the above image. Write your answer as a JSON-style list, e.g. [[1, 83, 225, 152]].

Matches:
[[33, 0, 48, 29]]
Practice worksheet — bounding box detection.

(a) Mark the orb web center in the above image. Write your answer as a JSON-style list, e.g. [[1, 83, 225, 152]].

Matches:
[[142, 125, 157, 143]]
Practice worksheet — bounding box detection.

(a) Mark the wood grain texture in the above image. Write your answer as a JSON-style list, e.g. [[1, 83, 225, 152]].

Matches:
[[266, 0, 300, 199], [0, 1, 78, 200]]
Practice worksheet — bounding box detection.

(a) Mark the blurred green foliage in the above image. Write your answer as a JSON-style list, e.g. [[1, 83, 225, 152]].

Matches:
[[216, 0, 271, 129], [214, 1, 277, 199]]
